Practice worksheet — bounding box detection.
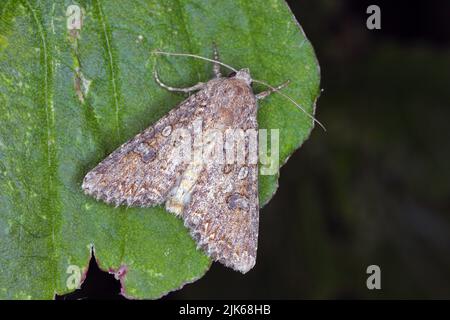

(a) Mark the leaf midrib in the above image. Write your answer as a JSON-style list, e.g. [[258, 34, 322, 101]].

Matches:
[[23, 0, 58, 295]]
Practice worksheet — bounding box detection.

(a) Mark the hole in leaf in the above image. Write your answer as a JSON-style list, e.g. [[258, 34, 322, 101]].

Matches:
[[55, 254, 126, 300]]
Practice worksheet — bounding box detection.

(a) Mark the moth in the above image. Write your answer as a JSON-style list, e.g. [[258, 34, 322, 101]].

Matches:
[[82, 47, 322, 273]]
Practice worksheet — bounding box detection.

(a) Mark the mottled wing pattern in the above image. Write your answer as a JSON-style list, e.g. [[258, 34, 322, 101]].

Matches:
[[182, 161, 259, 273], [168, 77, 260, 273], [83, 74, 261, 273], [82, 91, 208, 206]]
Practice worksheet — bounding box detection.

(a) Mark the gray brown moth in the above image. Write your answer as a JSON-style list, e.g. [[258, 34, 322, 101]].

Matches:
[[82, 47, 321, 273]]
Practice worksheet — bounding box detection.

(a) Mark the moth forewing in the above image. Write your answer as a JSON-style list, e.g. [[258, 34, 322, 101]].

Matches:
[[83, 62, 267, 273]]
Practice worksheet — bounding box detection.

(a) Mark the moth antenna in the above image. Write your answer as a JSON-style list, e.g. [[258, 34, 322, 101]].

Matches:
[[152, 50, 325, 131], [253, 79, 326, 131], [152, 50, 238, 73]]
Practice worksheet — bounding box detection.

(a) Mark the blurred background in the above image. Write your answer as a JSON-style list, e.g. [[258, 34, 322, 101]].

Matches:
[[62, 0, 450, 299]]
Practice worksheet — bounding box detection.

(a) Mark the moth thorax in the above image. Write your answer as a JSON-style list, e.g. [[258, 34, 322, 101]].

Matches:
[[235, 68, 252, 85]]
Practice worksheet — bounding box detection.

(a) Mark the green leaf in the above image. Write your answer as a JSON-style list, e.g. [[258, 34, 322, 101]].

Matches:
[[0, 0, 319, 299]]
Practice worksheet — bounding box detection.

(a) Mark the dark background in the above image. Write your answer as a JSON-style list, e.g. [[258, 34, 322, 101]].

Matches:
[[58, 0, 450, 299]]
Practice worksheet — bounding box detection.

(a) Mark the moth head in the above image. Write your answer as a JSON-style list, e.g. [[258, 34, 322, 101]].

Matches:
[[232, 68, 252, 85]]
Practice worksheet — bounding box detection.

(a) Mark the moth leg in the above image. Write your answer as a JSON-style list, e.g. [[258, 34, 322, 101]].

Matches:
[[154, 69, 205, 93], [212, 43, 222, 78], [256, 80, 290, 100]]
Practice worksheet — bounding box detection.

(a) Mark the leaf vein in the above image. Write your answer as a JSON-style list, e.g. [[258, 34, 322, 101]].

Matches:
[[94, 0, 122, 140], [24, 0, 58, 293]]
